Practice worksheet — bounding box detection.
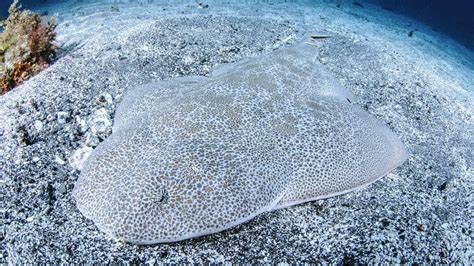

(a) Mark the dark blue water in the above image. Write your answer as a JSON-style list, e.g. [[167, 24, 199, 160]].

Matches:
[[366, 0, 474, 50], [1, 0, 473, 50]]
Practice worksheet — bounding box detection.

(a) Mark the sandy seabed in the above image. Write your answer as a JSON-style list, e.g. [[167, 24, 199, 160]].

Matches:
[[1, 0, 473, 263]]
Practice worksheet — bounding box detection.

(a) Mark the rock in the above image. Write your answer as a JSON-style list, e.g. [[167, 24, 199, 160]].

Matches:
[[46, 113, 55, 122], [84, 133, 100, 147], [57, 112, 70, 124], [58, 183, 67, 194], [34, 120, 44, 131], [55, 155, 66, 165], [95, 93, 113, 105], [103, 93, 113, 104], [68, 146, 93, 171], [75, 115, 88, 133], [91, 108, 112, 135]]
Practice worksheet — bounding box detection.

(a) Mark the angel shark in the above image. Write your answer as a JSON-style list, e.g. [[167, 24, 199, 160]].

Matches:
[[73, 38, 407, 244]]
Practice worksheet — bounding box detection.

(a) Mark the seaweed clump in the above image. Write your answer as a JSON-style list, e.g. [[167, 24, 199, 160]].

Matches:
[[0, 0, 58, 95]]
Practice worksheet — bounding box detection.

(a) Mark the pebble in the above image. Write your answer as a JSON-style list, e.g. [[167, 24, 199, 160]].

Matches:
[[91, 108, 112, 134], [46, 113, 55, 122], [104, 93, 113, 104], [96, 93, 113, 105], [370, 234, 386, 241], [55, 155, 66, 165], [58, 183, 67, 194], [85, 133, 100, 147], [34, 121, 44, 131], [57, 112, 70, 124], [75, 115, 88, 133], [68, 146, 93, 170]]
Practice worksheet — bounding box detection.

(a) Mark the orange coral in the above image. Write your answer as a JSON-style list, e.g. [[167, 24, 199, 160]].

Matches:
[[0, 0, 58, 95]]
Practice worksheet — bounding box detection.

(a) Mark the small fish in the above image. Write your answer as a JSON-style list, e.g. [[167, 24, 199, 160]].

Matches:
[[408, 29, 418, 37], [197, 2, 209, 9], [311, 35, 332, 40]]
